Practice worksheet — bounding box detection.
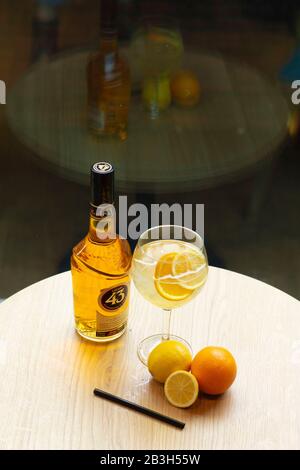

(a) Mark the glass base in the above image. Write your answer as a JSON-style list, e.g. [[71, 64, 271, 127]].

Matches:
[[149, 105, 160, 119], [137, 334, 193, 366]]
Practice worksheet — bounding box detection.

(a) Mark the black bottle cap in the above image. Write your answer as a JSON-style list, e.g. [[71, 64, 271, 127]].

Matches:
[[90, 162, 114, 207]]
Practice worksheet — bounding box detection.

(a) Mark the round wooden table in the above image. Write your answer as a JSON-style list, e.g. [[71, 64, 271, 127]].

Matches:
[[0, 267, 299, 450], [7, 49, 288, 193]]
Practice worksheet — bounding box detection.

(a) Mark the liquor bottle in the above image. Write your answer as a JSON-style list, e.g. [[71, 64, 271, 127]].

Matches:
[[71, 162, 132, 342], [87, 0, 131, 140]]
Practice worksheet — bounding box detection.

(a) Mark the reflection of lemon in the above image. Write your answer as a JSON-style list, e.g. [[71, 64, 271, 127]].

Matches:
[[154, 249, 208, 301], [148, 340, 192, 383], [171, 70, 201, 107], [165, 370, 199, 408], [142, 75, 171, 111]]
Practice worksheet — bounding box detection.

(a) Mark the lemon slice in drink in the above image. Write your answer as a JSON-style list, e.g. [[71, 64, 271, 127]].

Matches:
[[154, 252, 193, 301], [164, 371, 199, 408], [172, 250, 208, 290], [147, 28, 183, 51]]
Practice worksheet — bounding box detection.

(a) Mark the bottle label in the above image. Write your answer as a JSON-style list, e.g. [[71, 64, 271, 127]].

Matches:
[[99, 284, 128, 313], [96, 284, 129, 337]]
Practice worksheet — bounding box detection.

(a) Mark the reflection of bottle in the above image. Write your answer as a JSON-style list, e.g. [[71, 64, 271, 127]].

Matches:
[[31, 0, 60, 62], [87, 0, 131, 140], [71, 162, 132, 342]]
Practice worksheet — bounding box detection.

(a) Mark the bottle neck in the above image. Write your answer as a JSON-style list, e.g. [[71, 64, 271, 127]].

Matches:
[[88, 204, 116, 244], [89, 162, 115, 242], [101, 30, 118, 50], [100, 30, 118, 74]]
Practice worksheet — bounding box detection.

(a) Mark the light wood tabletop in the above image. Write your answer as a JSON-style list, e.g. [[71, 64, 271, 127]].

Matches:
[[7, 49, 288, 193], [0, 267, 299, 450]]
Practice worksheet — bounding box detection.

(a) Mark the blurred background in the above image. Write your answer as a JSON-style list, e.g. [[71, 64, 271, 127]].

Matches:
[[0, 0, 299, 300]]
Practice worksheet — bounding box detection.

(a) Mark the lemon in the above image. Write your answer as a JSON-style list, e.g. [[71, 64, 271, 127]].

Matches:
[[164, 371, 199, 408], [147, 340, 192, 383]]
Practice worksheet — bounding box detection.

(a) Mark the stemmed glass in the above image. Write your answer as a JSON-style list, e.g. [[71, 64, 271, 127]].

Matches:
[[132, 225, 208, 365]]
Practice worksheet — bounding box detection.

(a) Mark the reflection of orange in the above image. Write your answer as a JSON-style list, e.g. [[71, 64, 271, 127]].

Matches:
[[191, 346, 237, 395], [148, 32, 166, 43], [171, 70, 201, 107]]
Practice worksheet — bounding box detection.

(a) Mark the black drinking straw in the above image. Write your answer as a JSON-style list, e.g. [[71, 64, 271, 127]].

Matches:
[[93, 388, 185, 430]]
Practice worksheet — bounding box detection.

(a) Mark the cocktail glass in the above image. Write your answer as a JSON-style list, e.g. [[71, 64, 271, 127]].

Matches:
[[132, 225, 208, 365]]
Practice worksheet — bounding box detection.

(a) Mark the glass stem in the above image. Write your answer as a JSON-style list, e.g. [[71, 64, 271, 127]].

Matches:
[[162, 309, 172, 340], [150, 76, 159, 119]]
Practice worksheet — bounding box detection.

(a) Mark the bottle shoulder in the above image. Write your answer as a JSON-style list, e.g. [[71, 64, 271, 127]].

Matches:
[[72, 235, 132, 276]]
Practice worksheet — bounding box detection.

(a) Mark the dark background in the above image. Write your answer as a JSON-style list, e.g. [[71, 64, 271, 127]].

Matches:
[[0, 0, 299, 299]]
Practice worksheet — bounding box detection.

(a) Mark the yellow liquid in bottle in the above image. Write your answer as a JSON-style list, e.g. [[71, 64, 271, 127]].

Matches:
[[71, 219, 132, 342]]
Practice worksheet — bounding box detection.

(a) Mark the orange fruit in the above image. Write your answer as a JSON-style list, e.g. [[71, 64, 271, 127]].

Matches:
[[191, 346, 237, 395], [171, 70, 201, 107]]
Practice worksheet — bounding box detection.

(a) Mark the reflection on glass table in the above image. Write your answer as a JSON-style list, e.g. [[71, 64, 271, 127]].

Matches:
[[7, 48, 289, 220], [130, 16, 183, 118]]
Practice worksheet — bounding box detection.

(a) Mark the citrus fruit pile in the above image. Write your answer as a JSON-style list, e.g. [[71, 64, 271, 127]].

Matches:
[[147, 340, 237, 408]]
